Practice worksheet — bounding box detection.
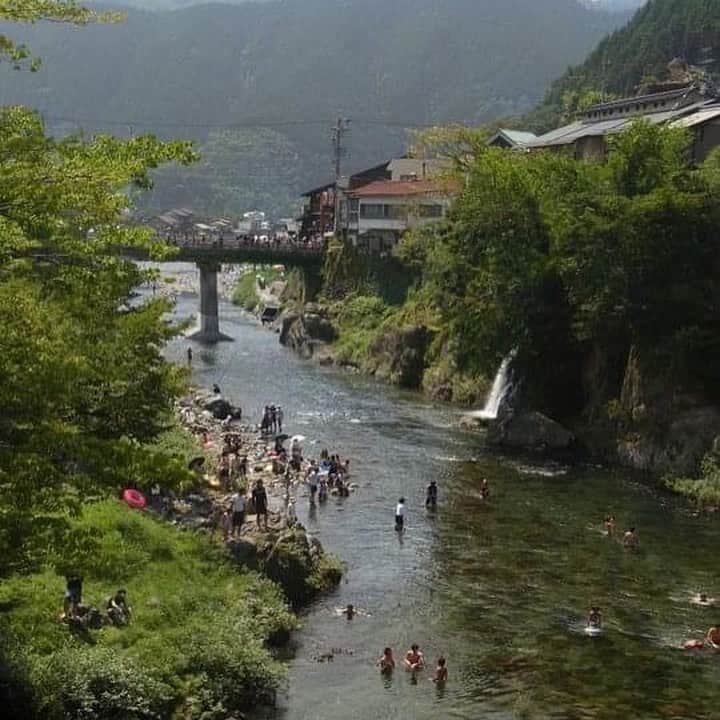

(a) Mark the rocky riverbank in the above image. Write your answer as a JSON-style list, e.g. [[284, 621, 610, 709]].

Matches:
[[162, 387, 344, 605]]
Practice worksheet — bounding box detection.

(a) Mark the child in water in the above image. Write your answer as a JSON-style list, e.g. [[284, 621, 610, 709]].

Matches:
[[378, 647, 395, 673], [433, 657, 448, 684]]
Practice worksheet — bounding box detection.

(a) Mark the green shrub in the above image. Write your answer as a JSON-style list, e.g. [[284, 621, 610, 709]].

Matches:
[[331, 294, 391, 366], [666, 453, 720, 508], [0, 501, 296, 718], [231, 272, 260, 311], [33, 646, 175, 720]]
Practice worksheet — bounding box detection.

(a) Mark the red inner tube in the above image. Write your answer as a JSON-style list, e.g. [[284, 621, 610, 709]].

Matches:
[[122, 488, 147, 509]]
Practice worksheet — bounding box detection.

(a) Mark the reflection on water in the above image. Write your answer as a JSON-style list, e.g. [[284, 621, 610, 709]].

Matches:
[[162, 286, 720, 720]]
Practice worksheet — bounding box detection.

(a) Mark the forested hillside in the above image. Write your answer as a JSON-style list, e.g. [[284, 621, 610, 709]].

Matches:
[[0, 0, 627, 217], [526, 0, 720, 131]]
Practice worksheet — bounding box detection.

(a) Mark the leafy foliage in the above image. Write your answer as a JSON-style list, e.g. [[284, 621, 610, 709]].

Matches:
[[0, 500, 295, 719], [0, 103, 196, 574], [398, 121, 720, 415]]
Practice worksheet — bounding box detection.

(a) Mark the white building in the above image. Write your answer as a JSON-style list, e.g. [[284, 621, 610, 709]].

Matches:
[[345, 178, 452, 254]]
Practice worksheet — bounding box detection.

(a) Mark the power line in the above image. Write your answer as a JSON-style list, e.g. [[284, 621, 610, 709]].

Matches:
[[43, 114, 468, 131]]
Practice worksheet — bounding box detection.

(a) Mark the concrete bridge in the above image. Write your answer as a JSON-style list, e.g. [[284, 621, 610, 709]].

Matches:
[[137, 236, 324, 343]]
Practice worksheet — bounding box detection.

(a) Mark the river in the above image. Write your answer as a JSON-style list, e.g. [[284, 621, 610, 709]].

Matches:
[[162, 273, 719, 720]]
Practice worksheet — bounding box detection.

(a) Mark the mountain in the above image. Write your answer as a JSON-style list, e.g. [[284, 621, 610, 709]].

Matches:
[[582, 0, 644, 10], [526, 0, 720, 132], [0, 0, 628, 217]]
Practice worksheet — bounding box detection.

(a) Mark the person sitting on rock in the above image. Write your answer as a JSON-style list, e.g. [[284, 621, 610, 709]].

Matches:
[[106, 589, 132, 626]]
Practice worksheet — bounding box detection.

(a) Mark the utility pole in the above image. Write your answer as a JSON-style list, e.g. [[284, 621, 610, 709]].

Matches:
[[331, 116, 351, 236]]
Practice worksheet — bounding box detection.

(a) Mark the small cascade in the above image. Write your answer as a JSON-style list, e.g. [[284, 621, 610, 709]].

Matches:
[[473, 355, 513, 420]]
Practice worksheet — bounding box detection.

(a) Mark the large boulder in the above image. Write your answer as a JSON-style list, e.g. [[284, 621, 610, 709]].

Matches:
[[203, 397, 234, 419], [279, 310, 337, 360], [614, 345, 720, 474], [368, 325, 431, 389], [489, 411, 575, 450]]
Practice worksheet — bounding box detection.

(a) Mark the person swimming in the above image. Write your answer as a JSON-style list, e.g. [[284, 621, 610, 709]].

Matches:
[[378, 647, 395, 674], [707, 624, 720, 648], [603, 515, 615, 536], [343, 604, 355, 620], [432, 657, 448, 684], [692, 592, 716, 607], [587, 606, 603, 629], [404, 644, 425, 671], [623, 527, 639, 549]]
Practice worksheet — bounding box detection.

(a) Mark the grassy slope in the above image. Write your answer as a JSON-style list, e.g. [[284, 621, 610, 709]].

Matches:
[[0, 500, 295, 719]]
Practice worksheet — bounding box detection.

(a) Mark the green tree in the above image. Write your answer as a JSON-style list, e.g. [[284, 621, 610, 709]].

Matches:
[[0, 4, 197, 573]]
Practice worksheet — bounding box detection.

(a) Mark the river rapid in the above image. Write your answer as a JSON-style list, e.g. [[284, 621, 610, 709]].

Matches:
[[162, 271, 720, 720]]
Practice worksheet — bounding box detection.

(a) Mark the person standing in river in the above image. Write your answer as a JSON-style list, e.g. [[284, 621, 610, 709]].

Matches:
[[426, 480, 438, 510], [623, 527, 639, 549], [277, 405, 284, 433], [395, 497, 406, 532], [270, 405, 278, 434], [252, 480, 269, 530], [186, 347, 193, 367]]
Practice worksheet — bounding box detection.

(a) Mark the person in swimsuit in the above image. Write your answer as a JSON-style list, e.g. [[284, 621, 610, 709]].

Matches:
[[395, 498, 406, 532], [587, 606, 603, 629], [404, 644, 425, 670], [480, 478, 490, 499], [623, 527, 639, 549], [378, 647, 395, 673], [425, 481, 438, 509], [433, 657, 448, 684], [342, 604, 355, 620], [603, 516, 615, 536], [707, 625, 720, 647]]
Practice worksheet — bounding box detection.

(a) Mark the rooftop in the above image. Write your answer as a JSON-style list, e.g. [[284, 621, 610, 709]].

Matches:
[[488, 128, 538, 147], [347, 179, 452, 198]]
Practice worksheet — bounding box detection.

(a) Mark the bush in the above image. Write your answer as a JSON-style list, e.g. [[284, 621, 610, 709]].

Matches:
[[33, 646, 175, 720], [231, 272, 260, 311], [0, 501, 297, 718], [666, 453, 720, 508]]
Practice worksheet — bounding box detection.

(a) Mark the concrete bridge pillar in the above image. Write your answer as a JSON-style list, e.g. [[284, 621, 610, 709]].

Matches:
[[189, 262, 232, 343]]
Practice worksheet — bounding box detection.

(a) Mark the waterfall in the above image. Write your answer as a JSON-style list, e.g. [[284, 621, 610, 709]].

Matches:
[[474, 355, 513, 420]]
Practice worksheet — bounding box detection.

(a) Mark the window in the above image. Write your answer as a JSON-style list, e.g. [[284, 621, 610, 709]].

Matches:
[[360, 203, 385, 219], [418, 204, 444, 218]]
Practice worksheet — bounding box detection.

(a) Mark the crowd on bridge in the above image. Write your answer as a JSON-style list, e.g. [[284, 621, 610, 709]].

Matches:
[[162, 232, 324, 252]]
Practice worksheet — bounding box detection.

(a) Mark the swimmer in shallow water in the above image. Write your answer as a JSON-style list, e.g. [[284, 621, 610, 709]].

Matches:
[[692, 592, 716, 607], [603, 515, 615, 536], [587, 606, 603, 630], [707, 625, 720, 648], [404, 644, 425, 671], [378, 647, 395, 673], [623, 527, 639, 549], [432, 657, 448, 684], [342, 604, 355, 620]]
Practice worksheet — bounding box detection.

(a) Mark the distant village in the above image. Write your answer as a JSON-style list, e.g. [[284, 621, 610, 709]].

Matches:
[[151, 65, 720, 256]]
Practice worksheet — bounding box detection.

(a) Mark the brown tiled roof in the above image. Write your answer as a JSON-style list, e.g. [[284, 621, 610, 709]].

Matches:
[[348, 179, 451, 197]]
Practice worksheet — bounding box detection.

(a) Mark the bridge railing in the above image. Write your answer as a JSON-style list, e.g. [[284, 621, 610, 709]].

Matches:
[[161, 233, 324, 255]]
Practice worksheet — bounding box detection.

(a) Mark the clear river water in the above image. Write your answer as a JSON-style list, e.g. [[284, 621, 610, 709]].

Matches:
[[163, 274, 719, 720]]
